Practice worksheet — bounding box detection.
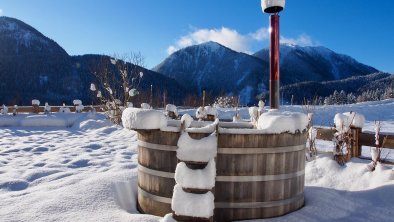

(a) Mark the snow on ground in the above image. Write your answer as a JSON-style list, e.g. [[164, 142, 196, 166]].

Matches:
[[1, 100, 394, 221], [0, 113, 159, 222]]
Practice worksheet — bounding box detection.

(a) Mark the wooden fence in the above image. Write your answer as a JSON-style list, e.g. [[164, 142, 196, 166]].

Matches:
[[2, 105, 102, 114], [316, 127, 394, 164]]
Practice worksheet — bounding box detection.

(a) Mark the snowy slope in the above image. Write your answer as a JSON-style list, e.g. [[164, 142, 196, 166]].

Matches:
[[1, 102, 394, 221]]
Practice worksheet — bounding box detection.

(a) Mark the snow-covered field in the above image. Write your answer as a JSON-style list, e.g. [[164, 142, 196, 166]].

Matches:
[[1, 100, 394, 221]]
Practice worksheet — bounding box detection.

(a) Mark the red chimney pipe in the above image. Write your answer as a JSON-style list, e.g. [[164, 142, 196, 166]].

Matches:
[[269, 14, 280, 109]]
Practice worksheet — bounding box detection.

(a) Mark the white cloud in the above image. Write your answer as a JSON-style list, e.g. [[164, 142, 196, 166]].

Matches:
[[280, 34, 317, 46], [0, 9, 3, 16], [167, 27, 316, 55], [167, 27, 249, 55], [250, 27, 269, 41]]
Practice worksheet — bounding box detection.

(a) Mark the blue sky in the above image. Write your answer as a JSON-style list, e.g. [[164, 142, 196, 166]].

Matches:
[[1, 0, 393, 72]]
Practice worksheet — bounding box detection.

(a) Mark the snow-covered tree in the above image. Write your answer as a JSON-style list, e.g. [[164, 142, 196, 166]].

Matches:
[[90, 52, 145, 124]]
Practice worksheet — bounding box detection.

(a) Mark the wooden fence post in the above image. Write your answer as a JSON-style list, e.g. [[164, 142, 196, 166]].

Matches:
[[350, 127, 362, 158]]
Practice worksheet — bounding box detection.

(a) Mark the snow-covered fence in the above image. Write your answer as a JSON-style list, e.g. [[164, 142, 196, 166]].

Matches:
[[1, 105, 101, 114], [316, 127, 394, 164]]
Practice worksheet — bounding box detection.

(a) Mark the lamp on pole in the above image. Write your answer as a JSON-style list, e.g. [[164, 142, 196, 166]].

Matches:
[[261, 0, 285, 109]]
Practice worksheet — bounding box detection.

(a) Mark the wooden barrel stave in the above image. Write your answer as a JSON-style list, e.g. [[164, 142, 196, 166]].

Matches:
[[138, 146, 177, 172], [214, 196, 304, 221], [216, 150, 305, 176], [138, 188, 172, 217], [138, 172, 175, 198], [214, 175, 304, 202]]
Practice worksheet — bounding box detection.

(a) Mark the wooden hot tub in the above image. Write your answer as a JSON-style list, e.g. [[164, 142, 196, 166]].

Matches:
[[136, 121, 306, 221]]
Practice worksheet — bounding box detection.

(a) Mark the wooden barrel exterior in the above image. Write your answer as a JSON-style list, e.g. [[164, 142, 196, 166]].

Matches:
[[137, 130, 306, 221], [214, 132, 306, 221], [137, 130, 179, 216]]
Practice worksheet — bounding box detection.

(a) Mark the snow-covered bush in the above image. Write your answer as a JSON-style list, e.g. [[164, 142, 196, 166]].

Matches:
[[89, 53, 145, 124], [367, 121, 386, 171]]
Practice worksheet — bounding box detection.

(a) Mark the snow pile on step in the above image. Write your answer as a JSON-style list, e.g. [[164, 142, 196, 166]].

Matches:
[[205, 106, 217, 117], [257, 110, 308, 133], [166, 104, 178, 116], [195, 107, 207, 119], [175, 160, 216, 189], [181, 114, 193, 129], [160, 213, 177, 222], [185, 118, 219, 133], [177, 133, 217, 162], [171, 184, 215, 218], [122, 108, 166, 130]]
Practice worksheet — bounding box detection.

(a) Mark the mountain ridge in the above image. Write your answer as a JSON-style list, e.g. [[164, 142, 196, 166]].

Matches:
[[0, 16, 186, 105], [154, 41, 380, 104]]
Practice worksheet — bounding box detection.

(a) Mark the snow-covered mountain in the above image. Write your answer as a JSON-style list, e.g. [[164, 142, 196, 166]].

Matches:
[[253, 44, 378, 82], [0, 17, 185, 105], [154, 41, 269, 104], [154, 42, 380, 104]]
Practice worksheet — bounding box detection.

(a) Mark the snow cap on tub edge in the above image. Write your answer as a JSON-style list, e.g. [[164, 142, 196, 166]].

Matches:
[[122, 108, 166, 130], [257, 110, 308, 134]]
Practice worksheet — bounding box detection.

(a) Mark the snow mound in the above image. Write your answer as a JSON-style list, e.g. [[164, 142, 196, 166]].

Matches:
[[32, 99, 40, 105], [177, 133, 217, 162], [166, 104, 178, 116], [257, 110, 308, 133], [73, 100, 82, 106], [160, 213, 177, 222], [141, 103, 151, 109], [205, 106, 217, 117], [175, 159, 216, 190], [344, 112, 365, 128], [334, 112, 365, 132], [122, 108, 166, 130], [196, 107, 207, 119], [181, 114, 193, 129], [171, 184, 214, 218], [21, 115, 74, 127], [185, 118, 219, 133]]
